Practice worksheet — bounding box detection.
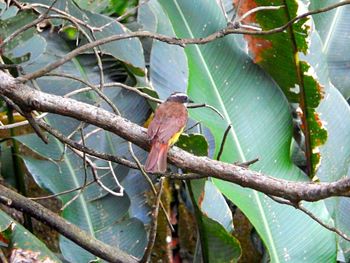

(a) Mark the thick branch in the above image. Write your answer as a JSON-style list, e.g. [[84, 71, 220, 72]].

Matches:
[[1, 71, 350, 202], [0, 184, 137, 263]]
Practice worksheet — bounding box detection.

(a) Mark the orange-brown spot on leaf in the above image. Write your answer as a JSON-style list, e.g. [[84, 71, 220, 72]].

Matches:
[[316, 83, 325, 99], [198, 190, 205, 208], [234, 0, 258, 24], [233, 0, 272, 63], [0, 233, 9, 246], [245, 36, 273, 63]]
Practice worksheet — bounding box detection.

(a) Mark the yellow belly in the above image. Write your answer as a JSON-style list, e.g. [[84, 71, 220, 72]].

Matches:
[[168, 127, 184, 146]]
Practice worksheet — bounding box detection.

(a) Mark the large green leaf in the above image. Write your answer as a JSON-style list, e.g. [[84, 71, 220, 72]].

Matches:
[[0, 10, 45, 66], [310, 1, 350, 99], [17, 134, 147, 261], [0, 209, 61, 262], [9, 24, 150, 261], [23, 0, 145, 75], [306, 23, 350, 262], [138, 0, 188, 99], [235, 0, 327, 176], [156, 0, 336, 262], [73, 0, 109, 13]]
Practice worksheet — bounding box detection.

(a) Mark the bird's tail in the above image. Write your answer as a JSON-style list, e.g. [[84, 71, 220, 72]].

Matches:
[[144, 141, 169, 173]]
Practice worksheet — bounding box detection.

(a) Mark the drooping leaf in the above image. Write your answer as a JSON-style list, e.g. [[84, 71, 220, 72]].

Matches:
[[139, 0, 188, 99], [306, 30, 350, 262], [310, 1, 350, 99], [189, 180, 241, 263], [155, 0, 337, 262], [176, 122, 239, 261]]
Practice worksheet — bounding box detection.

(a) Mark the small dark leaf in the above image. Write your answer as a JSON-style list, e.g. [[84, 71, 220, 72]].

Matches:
[[176, 133, 208, 157]]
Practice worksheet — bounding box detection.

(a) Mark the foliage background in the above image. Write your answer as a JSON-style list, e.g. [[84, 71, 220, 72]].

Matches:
[[0, 0, 349, 262]]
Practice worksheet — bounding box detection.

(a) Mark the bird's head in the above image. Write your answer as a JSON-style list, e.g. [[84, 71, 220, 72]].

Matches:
[[166, 92, 192, 103]]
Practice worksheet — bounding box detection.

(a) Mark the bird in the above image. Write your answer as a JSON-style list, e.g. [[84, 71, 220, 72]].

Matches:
[[144, 92, 190, 173]]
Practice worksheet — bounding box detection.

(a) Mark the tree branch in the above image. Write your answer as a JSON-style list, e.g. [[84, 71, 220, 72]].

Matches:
[[10, 0, 350, 82], [1, 71, 350, 202], [0, 184, 138, 263]]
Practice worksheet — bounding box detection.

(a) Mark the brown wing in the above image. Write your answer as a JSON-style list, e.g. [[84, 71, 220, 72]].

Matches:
[[147, 101, 188, 144]]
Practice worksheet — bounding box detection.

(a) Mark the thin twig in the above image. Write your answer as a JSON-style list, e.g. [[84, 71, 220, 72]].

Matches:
[[20, 111, 48, 143], [184, 121, 201, 133], [14, 1, 350, 82], [108, 161, 124, 195], [218, 0, 229, 22], [84, 152, 124, 196], [38, 120, 138, 169], [128, 143, 175, 232], [117, 0, 151, 22], [0, 248, 8, 263], [0, 112, 47, 130], [235, 158, 259, 167], [0, 63, 22, 70], [269, 195, 350, 242], [187, 103, 224, 119], [217, 124, 232, 161], [0, 0, 58, 48], [29, 167, 115, 200], [236, 5, 284, 24], [62, 81, 162, 104], [140, 177, 164, 263], [60, 128, 89, 211], [0, 95, 48, 143]]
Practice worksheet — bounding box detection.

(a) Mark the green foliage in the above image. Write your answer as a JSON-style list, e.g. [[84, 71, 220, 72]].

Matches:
[[176, 134, 209, 157], [0, 211, 61, 262], [0, 0, 349, 262]]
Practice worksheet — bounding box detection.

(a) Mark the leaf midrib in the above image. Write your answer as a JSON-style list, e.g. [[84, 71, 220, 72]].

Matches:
[[55, 136, 95, 239], [172, 1, 278, 262], [322, 6, 342, 53]]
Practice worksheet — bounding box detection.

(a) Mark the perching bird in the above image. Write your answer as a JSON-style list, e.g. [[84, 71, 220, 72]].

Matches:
[[144, 92, 190, 173]]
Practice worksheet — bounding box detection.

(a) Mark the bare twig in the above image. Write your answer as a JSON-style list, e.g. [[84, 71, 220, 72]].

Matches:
[[187, 103, 224, 119], [0, 112, 47, 130], [116, 0, 151, 22], [140, 177, 164, 263], [44, 73, 120, 115], [217, 124, 232, 161], [38, 120, 138, 169], [0, 63, 22, 70], [0, 95, 48, 143], [128, 143, 174, 232], [235, 5, 284, 24], [20, 111, 48, 143], [15, 0, 350, 82], [0, 248, 8, 263], [218, 0, 229, 22], [235, 158, 259, 167], [269, 195, 350, 242], [0, 0, 58, 48], [60, 128, 89, 211]]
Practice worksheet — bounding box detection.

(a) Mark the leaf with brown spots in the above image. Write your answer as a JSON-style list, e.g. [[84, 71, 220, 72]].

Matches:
[[235, 0, 327, 176]]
